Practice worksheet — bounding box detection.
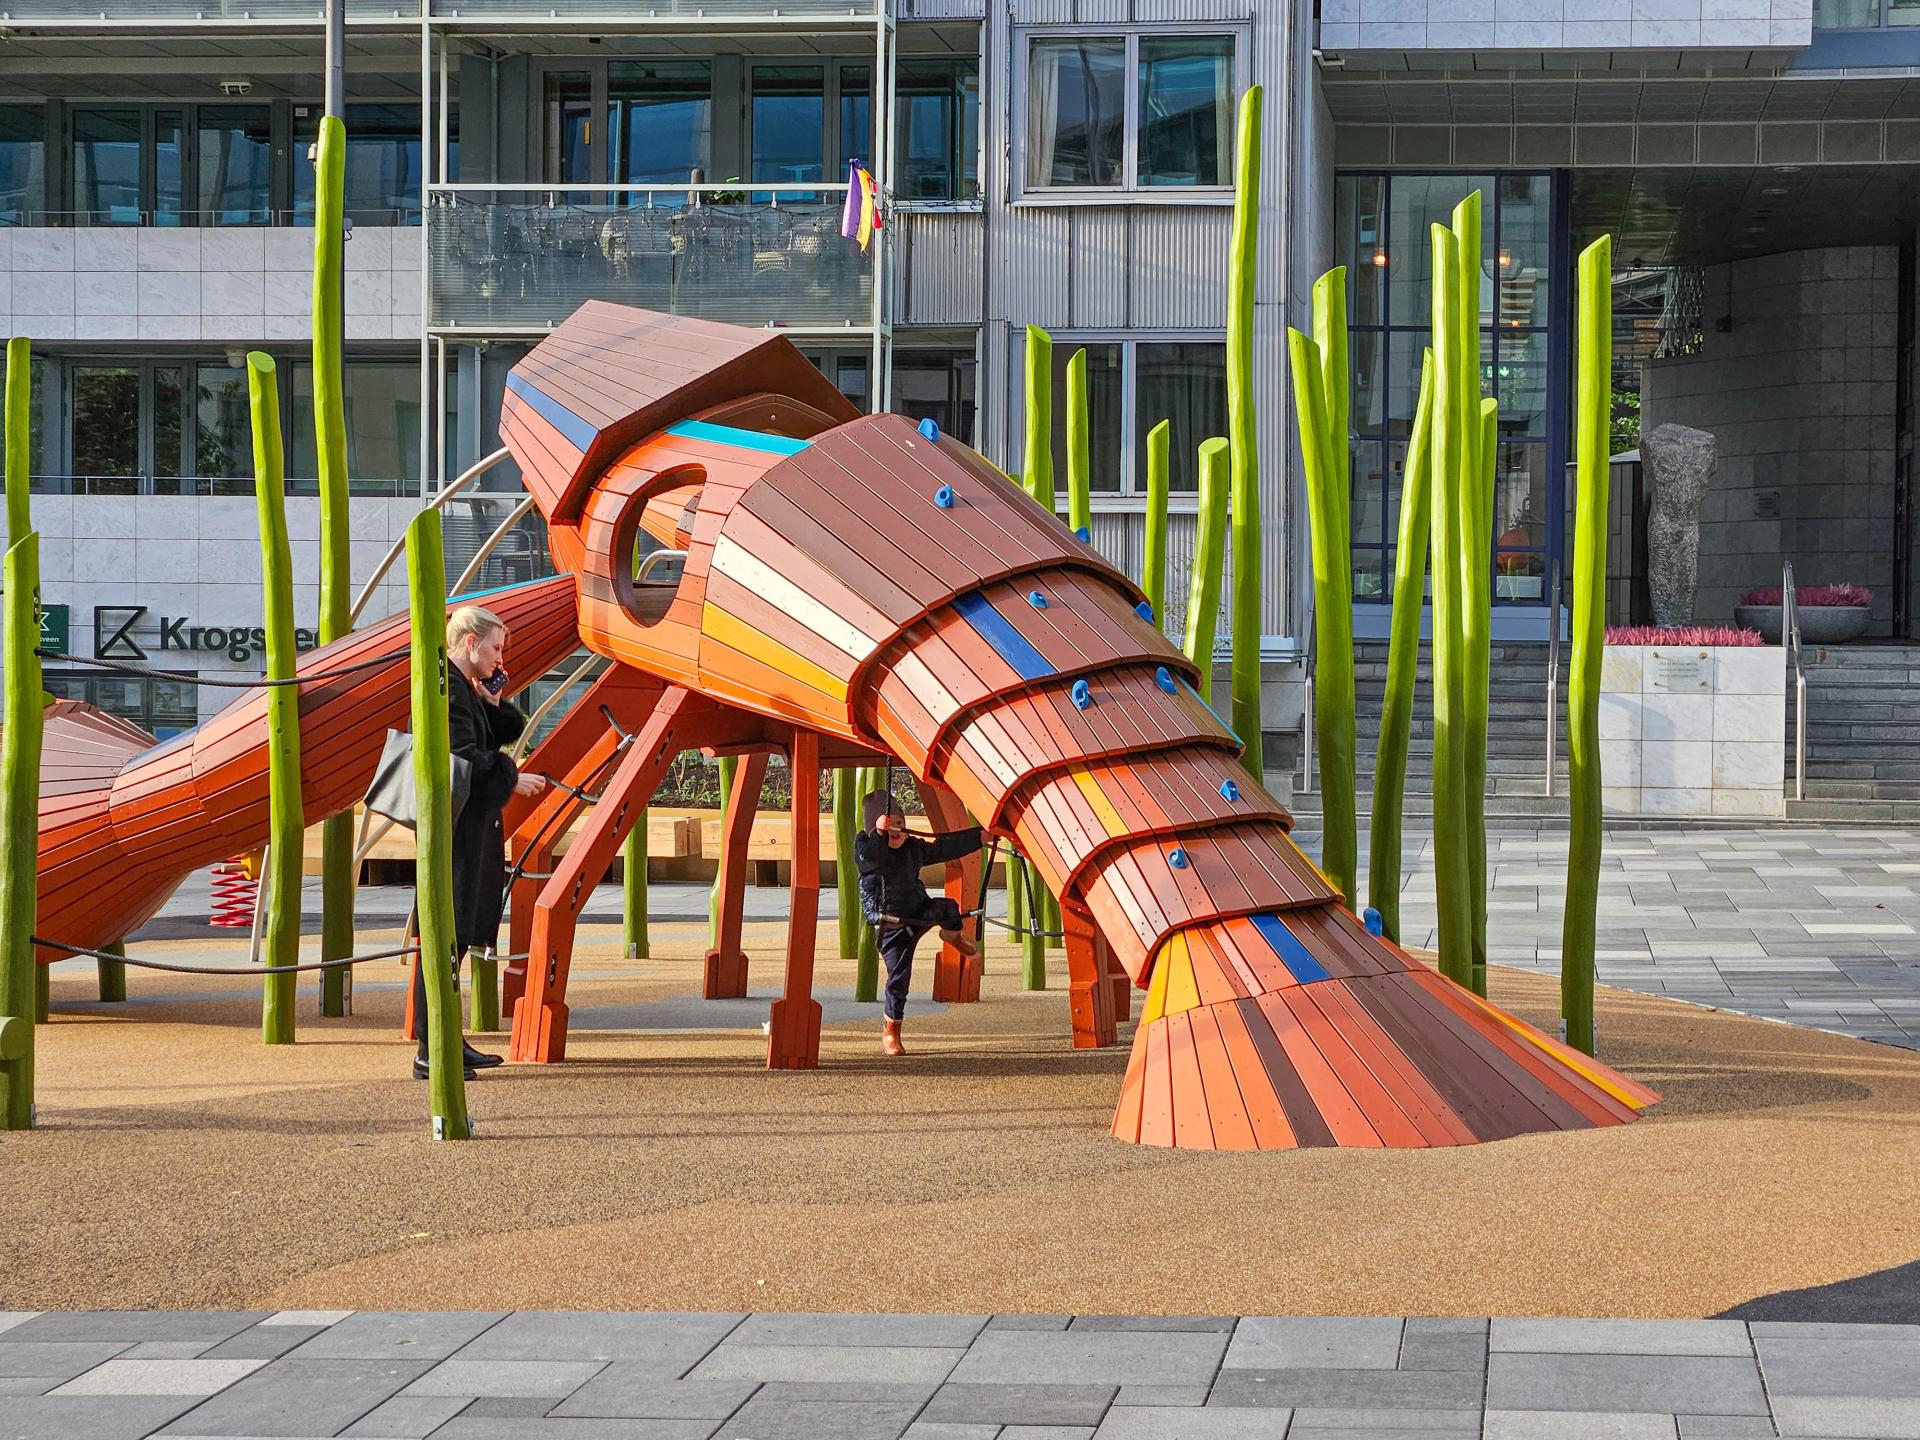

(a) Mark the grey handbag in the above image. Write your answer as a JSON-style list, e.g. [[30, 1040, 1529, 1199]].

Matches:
[[363, 728, 472, 829]]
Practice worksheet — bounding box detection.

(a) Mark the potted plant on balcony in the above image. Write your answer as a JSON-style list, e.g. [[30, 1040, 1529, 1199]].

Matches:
[[1734, 584, 1872, 644]]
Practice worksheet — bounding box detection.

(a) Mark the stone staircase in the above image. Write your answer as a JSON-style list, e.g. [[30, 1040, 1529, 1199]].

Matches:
[[1785, 642, 1920, 821], [1288, 641, 1568, 819]]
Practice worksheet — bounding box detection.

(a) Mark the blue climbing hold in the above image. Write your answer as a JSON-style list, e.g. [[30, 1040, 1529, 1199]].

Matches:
[[1071, 679, 1092, 710], [918, 417, 941, 442], [1028, 590, 1048, 608], [1220, 779, 1241, 802], [1155, 665, 1177, 694], [1074, 525, 1091, 543], [1168, 848, 1189, 870], [1135, 600, 1154, 623], [934, 484, 954, 509], [1363, 906, 1385, 937]]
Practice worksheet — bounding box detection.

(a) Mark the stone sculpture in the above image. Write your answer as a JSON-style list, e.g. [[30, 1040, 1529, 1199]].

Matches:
[[1641, 422, 1716, 627]]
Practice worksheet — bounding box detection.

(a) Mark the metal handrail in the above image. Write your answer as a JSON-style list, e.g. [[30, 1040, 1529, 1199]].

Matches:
[[347, 446, 511, 625], [1785, 559, 1806, 802], [512, 654, 606, 760], [450, 492, 538, 596]]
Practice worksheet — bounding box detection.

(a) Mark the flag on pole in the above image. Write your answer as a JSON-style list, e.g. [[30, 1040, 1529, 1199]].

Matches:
[[841, 160, 883, 253]]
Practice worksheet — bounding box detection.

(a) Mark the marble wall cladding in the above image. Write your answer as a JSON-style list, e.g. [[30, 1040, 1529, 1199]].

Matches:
[[1600, 643, 1786, 817], [0, 226, 422, 343], [1319, 0, 1811, 51]]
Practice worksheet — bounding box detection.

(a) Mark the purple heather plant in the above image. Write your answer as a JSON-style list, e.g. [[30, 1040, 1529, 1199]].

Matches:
[[1605, 625, 1764, 647], [1738, 583, 1872, 608]]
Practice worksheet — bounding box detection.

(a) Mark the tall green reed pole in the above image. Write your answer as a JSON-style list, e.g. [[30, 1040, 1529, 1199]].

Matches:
[[1143, 419, 1170, 629], [1227, 83, 1264, 782], [312, 114, 356, 1019], [622, 822, 649, 960], [0, 531, 42, 1129], [407, 508, 471, 1138], [1368, 351, 1436, 942], [1451, 192, 1492, 995], [1022, 323, 1063, 965], [833, 768, 860, 960], [1563, 234, 1612, 1056], [249, 353, 301, 1045], [1185, 438, 1230, 698], [1066, 348, 1091, 538]]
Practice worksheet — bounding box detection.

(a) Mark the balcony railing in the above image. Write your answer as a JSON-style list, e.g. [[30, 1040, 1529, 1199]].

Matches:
[[426, 185, 877, 332], [429, 0, 883, 21], [0, 0, 421, 22]]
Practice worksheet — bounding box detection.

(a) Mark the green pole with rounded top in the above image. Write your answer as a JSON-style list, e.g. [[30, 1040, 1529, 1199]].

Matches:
[[1066, 348, 1091, 537], [1023, 325, 1054, 517], [1184, 438, 1230, 703], [1143, 419, 1170, 630], [249, 353, 301, 1045], [313, 114, 355, 1019], [1228, 84, 1264, 783], [5, 338, 30, 542], [0, 531, 43, 1128], [1452, 192, 1491, 995], [408, 508, 471, 1138]]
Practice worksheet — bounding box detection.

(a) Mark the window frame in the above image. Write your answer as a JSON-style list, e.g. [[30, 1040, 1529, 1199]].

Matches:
[[891, 55, 984, 211], [1012, 22, 1247, 208]]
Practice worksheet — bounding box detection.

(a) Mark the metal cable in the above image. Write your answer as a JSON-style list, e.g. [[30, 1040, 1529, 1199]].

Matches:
[[35, 935, 420, 976]]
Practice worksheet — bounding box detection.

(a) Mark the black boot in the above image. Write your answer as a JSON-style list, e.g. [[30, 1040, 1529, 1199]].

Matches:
[[414, 1052, 477, 1081], [462, 1042, 504, 1069]]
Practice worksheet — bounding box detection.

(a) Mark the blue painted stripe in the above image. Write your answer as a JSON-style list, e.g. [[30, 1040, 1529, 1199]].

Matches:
[[666, 419, 812, 456], [1182, 677, 1241, 744], [952, 591, 1055, 681], [1250, 913, 1332, 985], [503, 371, 597, 455]]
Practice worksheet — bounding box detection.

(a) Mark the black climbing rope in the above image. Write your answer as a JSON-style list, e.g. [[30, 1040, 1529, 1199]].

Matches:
[[34, 935, 419, 976]]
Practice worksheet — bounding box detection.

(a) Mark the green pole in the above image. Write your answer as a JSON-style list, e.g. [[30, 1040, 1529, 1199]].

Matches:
[[0, 532, 42, 1128], [1307, 268, 1357, 907], [853, 764, 879, 1001], [1227, 84, 1265, 782], [1143, 419, 1170, 629], [622, 821, 650, 960], [407, 509, 471, 1138], [1019, 854, 1046, 990], [1065, 347, 1091, 536], [5, 338, 29, 543], [1184, 437, 1230, 703], [1452, 192, 1491, 996], [97, 939, 126, 1003], [1426, 223, 1472, 988], [1023, 325, 1055, 515], [708, 754, 737, 947], [1563, 234, 1612, 1056], [1368, 350, 1436, 943], [833, 767, 860, 960], [248, 353, 301, 1046], [312, 115, 355, 1020]]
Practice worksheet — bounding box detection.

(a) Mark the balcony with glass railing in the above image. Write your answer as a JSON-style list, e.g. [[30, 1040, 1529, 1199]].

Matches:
[[427, 0, 883, 23], [0, 0, 422, 24], [427, 185, 878, 332]]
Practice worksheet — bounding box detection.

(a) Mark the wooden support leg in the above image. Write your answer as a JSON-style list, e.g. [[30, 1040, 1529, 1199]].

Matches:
[[921, 783, 983, 1004], [703, 750, 768, 999], [1063, 902, 1118, 1049], [511, 688, 697, 1063], [767, 731, 822, 1070], [1102, 932, 1132, 1023]]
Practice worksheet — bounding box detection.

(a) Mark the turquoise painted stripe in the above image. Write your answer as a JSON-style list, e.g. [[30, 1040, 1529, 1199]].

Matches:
[[1251, 913, 1332, 985], [1182, 676, 1241, 744], [449, 575, 570, 605], [666, 419, 812, 456], [952, 591, 1054, 681]]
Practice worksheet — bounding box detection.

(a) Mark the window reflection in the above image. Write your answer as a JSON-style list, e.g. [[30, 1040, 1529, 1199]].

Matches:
[[72, 110, 142, 224], [1027, 38, 1126, 188], [1137, 342, 1227, 494], [897, 59, 980, 201], [1050, 342, 1124, 492], [197, 106, 272, 224], [0, 105, 44, 224], [1137, 36, 1233, 187], [609, 63, 711, 189], [752, 66, 826, 190]]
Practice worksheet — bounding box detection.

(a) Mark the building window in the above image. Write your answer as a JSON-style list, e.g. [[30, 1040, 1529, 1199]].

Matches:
[[197, 105, 272, 224], [840, 66, 873, 175], [1021, 28, 1239, 198], [610, 62, 711, 187], [897, 59, 980, 202], [893, 348, 977, 445], [294, 103, 439, 226], [751, 65, 827, 188], [0, 105, 45, 224], [291, 359, 427, 496], [71, 109, 143, 224], [1336, 170, 1558, 605], [1816, 0, 1920, 24], [1015, 334, 1228, 496]]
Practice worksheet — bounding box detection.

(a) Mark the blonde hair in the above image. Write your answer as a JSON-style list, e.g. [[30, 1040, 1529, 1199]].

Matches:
[[447, 605, 506, 653]]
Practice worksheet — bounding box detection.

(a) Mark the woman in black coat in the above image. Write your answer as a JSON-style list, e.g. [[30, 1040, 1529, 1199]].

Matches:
[[410, 604, 547, 1078]]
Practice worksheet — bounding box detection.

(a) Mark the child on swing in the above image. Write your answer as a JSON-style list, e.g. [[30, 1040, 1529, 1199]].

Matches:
[[855, 787, 982, 1056]]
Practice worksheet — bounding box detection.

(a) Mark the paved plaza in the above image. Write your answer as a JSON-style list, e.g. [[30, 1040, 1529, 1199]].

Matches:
[[3, 1310, 1919, 1439]]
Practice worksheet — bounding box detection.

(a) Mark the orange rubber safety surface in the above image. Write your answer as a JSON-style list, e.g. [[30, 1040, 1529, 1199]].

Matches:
[[20, 304, 1657, 1151]]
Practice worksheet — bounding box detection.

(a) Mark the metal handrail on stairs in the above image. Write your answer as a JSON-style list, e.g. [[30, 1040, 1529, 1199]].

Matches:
[[1785, 560, 1806, 802]]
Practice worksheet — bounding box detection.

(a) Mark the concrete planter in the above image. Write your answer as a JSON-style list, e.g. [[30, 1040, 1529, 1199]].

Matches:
[[1599, 644, 1785, 818], [1733, 604, 1870, 645]]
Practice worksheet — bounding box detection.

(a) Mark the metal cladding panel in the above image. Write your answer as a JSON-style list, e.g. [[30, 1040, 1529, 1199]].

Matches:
[[993, 205, 1072, 330], [1253, 0, 1292, 312], [1130, 209, 1232, 330], [1070, 209, 1132, 328], [1074, 0, 1131, 20], [1011, 0, 1075, 21], [896, 210, 987, 327], [1253, 313, 1293, 639], [1135, 0, 1251, 17], [905, 0, 985, 15], [1087, 511, 1137, 586]]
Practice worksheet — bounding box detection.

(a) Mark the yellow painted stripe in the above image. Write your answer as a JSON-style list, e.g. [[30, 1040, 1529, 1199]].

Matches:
[[1071, 767, 1127, 839], [1461, 987, 1650, 1110], [702, 603, 848, 703], [711, 533, 879, 662], [1163, 930, 1201, 1019], [1140, 936, 1174, 1025]]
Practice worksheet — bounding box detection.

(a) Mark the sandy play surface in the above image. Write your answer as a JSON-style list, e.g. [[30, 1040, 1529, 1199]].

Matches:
[[3, 916, 1917, 1319]]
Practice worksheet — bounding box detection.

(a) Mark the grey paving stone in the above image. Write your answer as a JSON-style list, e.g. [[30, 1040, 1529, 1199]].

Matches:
[[754, 1381, 942, 1404], [550, 1376, 758, 1420], [949, 1333, 1228, 1388], [338, 1394, 469, 1438], [901, 1426, 1000, 1440], [3, 1394, 204, 1440], [258, 1311, 352, 1328], [290, 1312, 506, 1362], [1282, 1407, 1485, 1429], [401, 1358, 605, 1397], [1675, 1419, 1779, 1438], [51, 1357, 269, 1395], [1397, 1319, 1487, 1372], [1491, 1319, 1753, 1357], [988, 1315, 1073, 1331], [1, 1313, 267, 1345], [0, 1340, 131, 1381], [1114, 1386, 1209, 1406], [458, 1396, 556, 1418], [1001, 1429, 1095, 1439], [124, 1342, 219, 1359], [0, 1313, 38, 1337], [1757, 1336, 1920, 1396], [1224, 1317, 1403, 1371], [156, 1357, 436, 1436], [200, 1326, 330, 1362], [0, 1375, 60, 1395], [1483, 1411, 1679, 1438], [1286, 1430, 1476, 1440], [729, 1313, 987, 1348], [1771, 1395, 1920, 1437], [922, 1382, 1117, 1425], [454, 1311, 744, 1370], [1094, 1407, 1289, 1438], [1209, 1369, 1484, 1411], [688, 1342, 962, 1385], [1748, 1321, 1920, 1342], [431, 1422, 717, 1439], [1068, 1317, 1236, 1334], [1485, 1354, 1768, 1416], [710, 1396, 924, 1440]]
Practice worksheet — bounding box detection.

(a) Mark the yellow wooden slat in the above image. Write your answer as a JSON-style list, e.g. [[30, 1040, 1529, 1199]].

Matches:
[[1070, 766, 1128, 840], [700, 602, 849, 703], [1140, 935, 1175, 1026], [1163, 929, 1201, 1019]]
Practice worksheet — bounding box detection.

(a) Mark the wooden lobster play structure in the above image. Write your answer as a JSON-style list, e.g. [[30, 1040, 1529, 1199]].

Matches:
[[26, 303, 1656, 1149]]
